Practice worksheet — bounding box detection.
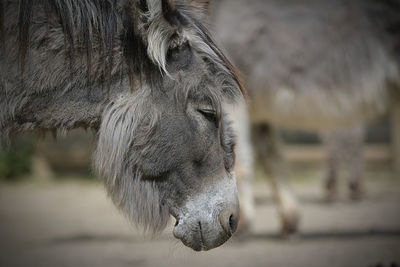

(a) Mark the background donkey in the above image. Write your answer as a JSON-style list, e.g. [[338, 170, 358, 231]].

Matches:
[[0, 0, 246, 251], [212, 0, 400, 235]]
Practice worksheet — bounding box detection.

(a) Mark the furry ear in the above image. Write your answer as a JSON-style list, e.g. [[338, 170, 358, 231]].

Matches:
[[161, 0, 188, 27], [161, 0, 210, 26], [184, 0, 211, 24], [193, 0, 211, 9], [123, 0, 189, 73], [187, 0, 211, 14]]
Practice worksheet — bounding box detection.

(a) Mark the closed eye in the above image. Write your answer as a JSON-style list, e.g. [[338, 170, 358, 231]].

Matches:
[[197, 108, 218, 127]]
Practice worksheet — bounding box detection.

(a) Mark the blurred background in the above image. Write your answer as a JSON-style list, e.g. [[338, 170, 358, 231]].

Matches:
[[1, 0, 400, 267]]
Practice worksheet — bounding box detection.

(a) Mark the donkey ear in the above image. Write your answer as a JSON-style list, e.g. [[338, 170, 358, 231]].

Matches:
[[185, 0, 211, 23], [161, 0, 188, 27], [188, 0, 211, 12], [161, 0, 211, 26]]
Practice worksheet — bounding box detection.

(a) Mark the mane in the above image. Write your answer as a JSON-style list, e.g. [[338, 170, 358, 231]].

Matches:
[[0, 0, 245, 97], [14, 0, 120, 81]]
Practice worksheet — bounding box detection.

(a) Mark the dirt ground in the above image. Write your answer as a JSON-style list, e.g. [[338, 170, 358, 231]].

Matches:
[[1, 166, 400, 267]]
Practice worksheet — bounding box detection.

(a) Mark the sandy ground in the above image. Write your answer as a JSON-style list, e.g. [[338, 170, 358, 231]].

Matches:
[[1, 169, 400, 267]]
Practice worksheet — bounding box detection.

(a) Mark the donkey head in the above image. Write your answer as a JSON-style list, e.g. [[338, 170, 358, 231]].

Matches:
[[94, 0, 245, 251]]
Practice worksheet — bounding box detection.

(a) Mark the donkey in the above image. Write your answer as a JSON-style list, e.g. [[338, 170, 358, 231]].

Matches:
[[212, 0, 400, 235], [0, 0, 246, 251]]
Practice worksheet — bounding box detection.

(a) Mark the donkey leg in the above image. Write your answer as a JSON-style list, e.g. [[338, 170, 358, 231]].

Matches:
[[343, 125, 365, 200], [252, 123, 300, 236], [225, 101, 255, 235], [321, 131, 341, 200], [235, 145, 255, 235], [392, 102, 400, 178]]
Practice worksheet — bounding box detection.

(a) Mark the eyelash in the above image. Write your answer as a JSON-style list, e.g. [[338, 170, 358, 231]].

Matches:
[[197, 109, 218, 127]]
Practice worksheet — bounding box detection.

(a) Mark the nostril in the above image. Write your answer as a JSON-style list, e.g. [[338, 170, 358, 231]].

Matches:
[[229, 214, 238, 233], [174, 220, 179, 227], [219, 210, 239, 237]]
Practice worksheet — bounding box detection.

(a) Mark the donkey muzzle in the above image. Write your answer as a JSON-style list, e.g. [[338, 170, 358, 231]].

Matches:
[[172, 174, 239, 251]]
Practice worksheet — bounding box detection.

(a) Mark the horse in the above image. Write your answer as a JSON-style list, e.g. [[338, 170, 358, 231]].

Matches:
[[0, 0, 246, 251], [212, 0, 400, 235]]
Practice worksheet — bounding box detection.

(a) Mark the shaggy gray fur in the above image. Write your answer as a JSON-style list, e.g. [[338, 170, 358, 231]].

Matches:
[[94, 89, 169, 231]]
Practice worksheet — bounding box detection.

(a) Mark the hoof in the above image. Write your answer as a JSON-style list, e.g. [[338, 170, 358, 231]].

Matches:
[[349, 182, 364, 200], [324, 178, 338, 201], [279, 209, 300, 237]]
